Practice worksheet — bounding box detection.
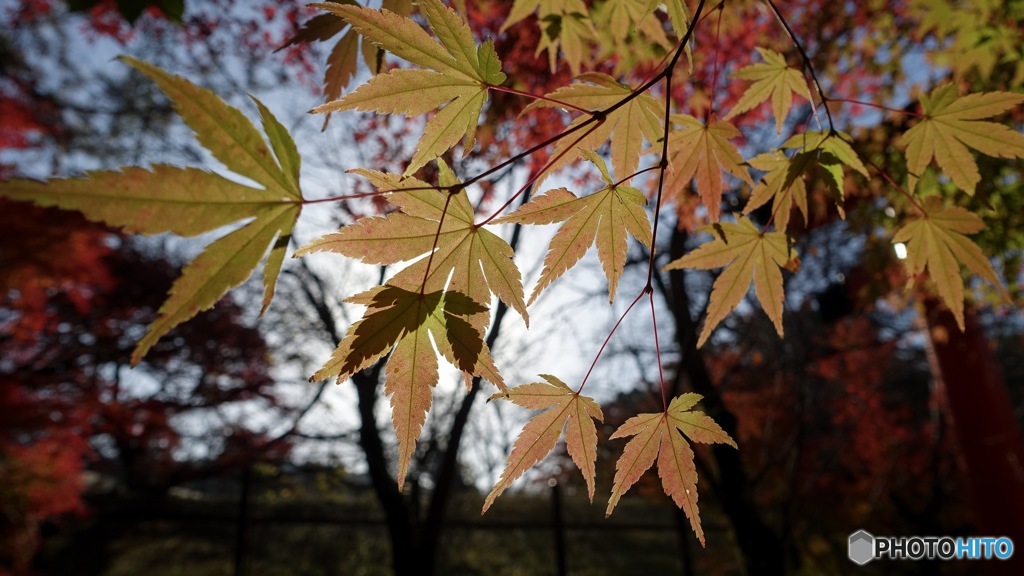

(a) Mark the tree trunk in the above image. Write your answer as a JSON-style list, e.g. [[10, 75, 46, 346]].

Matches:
[[353, 366, 423, 576], [665, 226, 786, 576], [924, 300, 1024, 576]]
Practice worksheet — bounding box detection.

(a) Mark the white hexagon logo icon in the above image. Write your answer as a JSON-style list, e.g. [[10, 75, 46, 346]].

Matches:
[[848, 530, 874, 565]]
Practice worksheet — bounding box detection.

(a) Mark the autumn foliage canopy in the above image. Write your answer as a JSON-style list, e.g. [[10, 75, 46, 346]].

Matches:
[[2, 0, 1023, 551]]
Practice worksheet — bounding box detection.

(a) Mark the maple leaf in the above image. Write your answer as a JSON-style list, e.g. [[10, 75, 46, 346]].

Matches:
[[664, 217, 790, 347], [307, 285, 504, 490], [295, 160, 527, 329], [894, 197, 1010, 330], [525, 73, 663, 189], [483, 375, 603, 512], [780, 130, 868, 216], [603, 0, 649, 41], [606, 394, 736, 546], [501, 0, 588, 31], [311, 0, 506, 176], [899, 84, 1024, 195], [0, 57, 303, 364], [664, 114, 753, 222], [663, 0, 692, 40], [743, 150, 809, 232], [494, 152, 652, 304], [724, 47, 812, 133], [500, 0, 594, 75]]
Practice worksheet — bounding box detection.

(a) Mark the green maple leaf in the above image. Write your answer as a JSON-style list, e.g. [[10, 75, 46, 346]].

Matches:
[[500, 0, 594, 75], [600, 0, 650, 43], [494, 152, 652, 304], [781, 130, 869, 217], [664, 0, 691, 38], [295, 160, 527, 330], [526, 72, 663, 189], [664, 217, 791, 347], [724, 47, 812, 133], [893, 197, 1010, 330], [483, 375, 603, 512], [743, 151, 809, 232], [311, 0, 506, 176], [664, 114, 754, 223], [606, 393, 736, 546], [0, 57, 303, 364], [309, 285, 504, 490], [501, 0, 589, 31], [899, 84, 1024, 195]]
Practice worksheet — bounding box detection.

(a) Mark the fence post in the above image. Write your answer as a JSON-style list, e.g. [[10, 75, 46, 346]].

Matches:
[[234, 465, 252, 576], [550, 479, 567, 576]]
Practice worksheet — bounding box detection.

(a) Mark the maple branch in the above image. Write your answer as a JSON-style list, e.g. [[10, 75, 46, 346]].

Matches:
[[613, 165, 660, 188], [645, 43, 682, 290], [705, 1, 726, 120], [461, 111, 604, 188], [643, 0, 709, 293], [649, 292, 668, 411], [829, 98, 925, 117], [301, 189, 388, 204], [473, 0, 707, 195], [697, 0, 728, 24], [861, 154, 927, 215], [487, 84, 593, 115], [577, 290, 647, 394], [763, 0, 835, 132], [479, 120, 604, 225]]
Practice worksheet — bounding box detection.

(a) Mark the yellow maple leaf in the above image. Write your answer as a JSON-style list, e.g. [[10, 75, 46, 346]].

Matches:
[[500, 0, 594, 75], [307, 286, 503, 490], [606, 394, 736, 546], [743, 151, 809, 232], [311, 0, 507, 175], [524, 73, 663, 190], [724, 47, 812, 133], [664, 217, 790, 347], [0, 57, 303, 364], [779, 130, 869, 217], [893, 197, 1010, 330], [899, 84, 1024, 195], [664, 114, 754, 223], [295, 160, 528, 330], [483, 375, 603, 512], [494, 152, 652, 303]]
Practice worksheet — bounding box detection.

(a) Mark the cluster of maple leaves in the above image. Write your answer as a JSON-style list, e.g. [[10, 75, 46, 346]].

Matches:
[[2, 0, 1023, 547]]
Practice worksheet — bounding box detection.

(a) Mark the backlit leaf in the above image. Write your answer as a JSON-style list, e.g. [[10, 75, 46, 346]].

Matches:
[[525, 73, 662, 189], [311, 0, 506, 175], [724, 47, 812, 133], [0, 59, 304, 364], [899, 84, 1024, 195], [743, 151, 809, 232], [606, 394, 736, 546], [501, 0, 594, 74], [494, 153, 652, 303], [893, 197, 1010, 330], [295, 161, 528, 328], [664, 114, 753, 222], [664, 217, 790, 347], [781, 130, 868, 215], [120, 57, 302, 199], [306, 286, 503, 490], [483, 375, 603, 512]]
